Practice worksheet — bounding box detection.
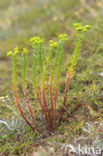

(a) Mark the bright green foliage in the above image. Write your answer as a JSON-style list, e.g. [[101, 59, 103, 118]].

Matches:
[[38, 44, 46, 80], [21, 48, 28, 87], [53, 34, 68, 87], [68, 23, 92, 77], [54, 34, 68, 67], [13, 54, 18, 85], [30, 37, 39, 90], [30, 36, 45, 77], [48, 41, 59, 87], [32, 47, 38, 90], [56, 40, 64, 86], [30, 36, 46, 89], [7, 47, 19, 86]]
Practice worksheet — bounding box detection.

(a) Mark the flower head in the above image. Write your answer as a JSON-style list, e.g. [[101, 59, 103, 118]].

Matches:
[[76, 26, 84, 32], [30, 36, 44, 47], [74, 23, 91, 33], [85, 25, 91, 30], [21, 48, 28, 54], [14, 47, 19, 54], [74, 23, 81, 28], [50, 40, 58, 48], [59, 34, 68, 41], [7, 51, 13, 56]]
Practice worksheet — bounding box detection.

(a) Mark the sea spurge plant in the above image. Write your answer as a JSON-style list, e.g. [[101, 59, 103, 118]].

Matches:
[[7, 24, 91, 134], [59, 23, 91, 124], [7, 47, 36, 133]]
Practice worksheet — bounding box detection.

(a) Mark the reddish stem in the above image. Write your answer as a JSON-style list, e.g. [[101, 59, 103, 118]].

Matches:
[[14, 86, 36, 133], [36, 89, 50, 131], [49, 85, 54, 130], [24, 89, 39, 133], [42, 88, 51, 131], [36, 90, 45, 112], [54, 87, 58, 129], [58, 75, 71, 125]]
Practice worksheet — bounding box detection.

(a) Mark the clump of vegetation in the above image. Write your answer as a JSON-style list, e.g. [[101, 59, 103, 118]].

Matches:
[[7, 23, 91, 135]]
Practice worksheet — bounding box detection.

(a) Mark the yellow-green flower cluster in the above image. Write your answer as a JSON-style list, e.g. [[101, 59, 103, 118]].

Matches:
[[21, 48, 28, 54], [50, 40, 58, 48], [85, 25, 91, 30], [7, 51, 12, 56], [73, 23, 81, 28], [14, 47, 19, 54], [74, 23, 91, 33], [30, 36, 44, 46], [7, 47, 19, 56], [59, 34, 68, 41]]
